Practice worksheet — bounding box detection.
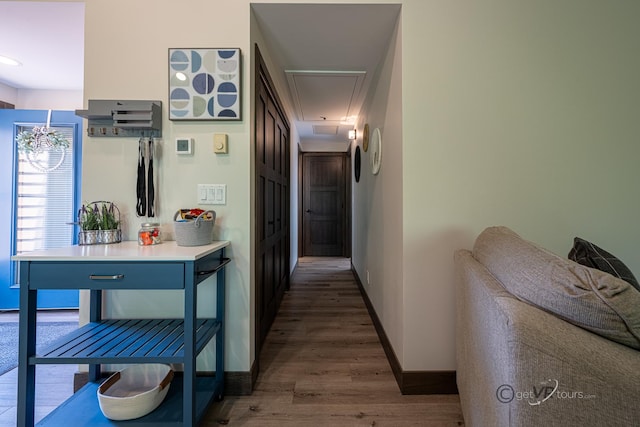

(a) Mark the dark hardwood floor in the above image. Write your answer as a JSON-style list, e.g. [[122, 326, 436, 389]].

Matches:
[[203, 257, 465, 426], [0, 258, 465, 426]]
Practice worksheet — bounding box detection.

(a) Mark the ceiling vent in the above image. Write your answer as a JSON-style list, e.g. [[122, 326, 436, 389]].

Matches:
[[312, 125, 339, 135], [285, 70, 366, 122]]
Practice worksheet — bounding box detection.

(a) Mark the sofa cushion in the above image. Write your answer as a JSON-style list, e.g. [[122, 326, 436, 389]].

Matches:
[[472, 226, 640, 350], [568, 237, 640, 292]]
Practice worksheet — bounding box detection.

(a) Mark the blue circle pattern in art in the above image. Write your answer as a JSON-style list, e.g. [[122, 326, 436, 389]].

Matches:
[[193, 73, 215, 95], [169, 49, 239, 119]]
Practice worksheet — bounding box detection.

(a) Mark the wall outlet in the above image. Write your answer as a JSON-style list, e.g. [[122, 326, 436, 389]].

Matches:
[[367, 270, 370, 285]]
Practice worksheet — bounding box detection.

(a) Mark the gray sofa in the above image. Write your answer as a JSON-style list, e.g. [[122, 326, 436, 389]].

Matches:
[[455, 226, 640, 427]]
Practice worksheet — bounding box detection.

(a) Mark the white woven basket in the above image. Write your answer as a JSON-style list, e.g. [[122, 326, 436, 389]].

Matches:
[[173, 210, 216, 246], [97, 364, 174, 421]]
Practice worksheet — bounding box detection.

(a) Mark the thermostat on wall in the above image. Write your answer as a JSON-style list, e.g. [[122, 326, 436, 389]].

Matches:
[[176, 138, 193, 155]]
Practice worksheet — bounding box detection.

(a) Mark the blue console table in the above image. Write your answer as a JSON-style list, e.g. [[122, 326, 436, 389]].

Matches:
[[13, 241, 230, 427]]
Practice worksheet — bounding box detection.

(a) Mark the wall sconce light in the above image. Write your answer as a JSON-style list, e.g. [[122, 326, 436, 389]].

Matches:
[[348, 129, 357, 140]]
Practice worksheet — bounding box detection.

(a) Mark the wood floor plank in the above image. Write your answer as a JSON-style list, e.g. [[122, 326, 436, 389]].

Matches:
[[203, 257, 465, 426], [205, 401, 464, 427]]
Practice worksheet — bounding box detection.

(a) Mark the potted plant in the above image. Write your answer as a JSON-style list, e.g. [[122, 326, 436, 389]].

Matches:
[[78, 203, 101, 245], [77, 201, 122, 245], [99, 202, 122, 244]]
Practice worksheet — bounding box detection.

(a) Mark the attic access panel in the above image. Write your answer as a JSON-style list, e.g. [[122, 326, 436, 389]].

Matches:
[[285, 70, 366, 122]]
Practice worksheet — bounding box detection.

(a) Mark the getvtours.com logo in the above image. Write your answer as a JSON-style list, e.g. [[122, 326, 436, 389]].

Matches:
[[496, 379, 596, 406]]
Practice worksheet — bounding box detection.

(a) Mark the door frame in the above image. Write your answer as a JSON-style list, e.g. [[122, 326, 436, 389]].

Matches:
[[298, 151, 351, 258]]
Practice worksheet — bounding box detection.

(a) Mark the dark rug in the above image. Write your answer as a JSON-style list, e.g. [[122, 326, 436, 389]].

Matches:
[[0, 322, 78, 376]]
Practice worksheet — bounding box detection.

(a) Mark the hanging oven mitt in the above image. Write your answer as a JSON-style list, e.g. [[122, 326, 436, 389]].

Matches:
[[136, 137, 147, 216], [147, 138, 155, 217]]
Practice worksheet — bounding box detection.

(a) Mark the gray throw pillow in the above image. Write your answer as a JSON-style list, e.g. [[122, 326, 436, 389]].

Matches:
[[569, 237, 640, 292], [473, 226, 640, 350]]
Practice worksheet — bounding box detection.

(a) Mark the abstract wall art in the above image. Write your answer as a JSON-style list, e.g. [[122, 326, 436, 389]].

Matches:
[[168, 48, 241, 120]]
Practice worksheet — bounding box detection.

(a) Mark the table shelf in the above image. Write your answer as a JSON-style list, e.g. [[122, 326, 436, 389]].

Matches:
[[31, 318, 221, 364], [37, 376, 221, 426]]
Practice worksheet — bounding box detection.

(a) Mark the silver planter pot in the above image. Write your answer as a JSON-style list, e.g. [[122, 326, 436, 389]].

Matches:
[[100, 229, 122, 244], [78, 229, 122, 245], [78, 230, 100, 245]]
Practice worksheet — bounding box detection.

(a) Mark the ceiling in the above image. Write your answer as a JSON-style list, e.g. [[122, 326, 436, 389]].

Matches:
[[0, 1, 84, 91], [0, 2, 399, 146], [252, 3, 400, 145]]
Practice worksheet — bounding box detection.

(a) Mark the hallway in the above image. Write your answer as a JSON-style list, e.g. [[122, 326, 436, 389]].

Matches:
[[204, 257, 464, 426]]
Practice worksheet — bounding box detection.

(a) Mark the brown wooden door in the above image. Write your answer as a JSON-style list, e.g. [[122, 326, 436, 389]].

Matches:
[[302, 153, 348, 256], [255, 46, 290, 355]]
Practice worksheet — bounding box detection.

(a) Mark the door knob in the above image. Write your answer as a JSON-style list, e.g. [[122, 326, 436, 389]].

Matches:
[[306, 209, 312, 213]]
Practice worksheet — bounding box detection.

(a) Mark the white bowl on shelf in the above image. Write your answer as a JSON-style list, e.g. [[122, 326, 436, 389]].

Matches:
[[97, 364, 174, 421]]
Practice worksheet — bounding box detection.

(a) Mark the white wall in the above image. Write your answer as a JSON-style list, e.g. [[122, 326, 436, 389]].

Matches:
[[16, 89, 82, 110], [76, 0, 640, 377], [82, 0, 252, 371], [352, 15, 404, 365], [0, 82, 17, 105], [0, 83, 81, 110], [401, 0, 640, 370], [80, 0, 303, 373], [353, 0, 640, 373]]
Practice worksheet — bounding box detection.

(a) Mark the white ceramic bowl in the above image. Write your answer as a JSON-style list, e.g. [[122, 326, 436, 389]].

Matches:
[[97, 364, 174, 421]]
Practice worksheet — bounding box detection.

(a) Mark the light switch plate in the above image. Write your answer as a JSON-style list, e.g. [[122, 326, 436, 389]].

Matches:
[[213, 134, 228, 154], [197, 184, 226, 205]]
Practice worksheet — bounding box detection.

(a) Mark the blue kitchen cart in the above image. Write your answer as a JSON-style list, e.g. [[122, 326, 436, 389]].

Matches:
[[13, 241, 230, 426]]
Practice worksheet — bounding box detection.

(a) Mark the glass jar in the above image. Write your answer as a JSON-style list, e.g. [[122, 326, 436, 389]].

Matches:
[[138, 223, 161, 246]]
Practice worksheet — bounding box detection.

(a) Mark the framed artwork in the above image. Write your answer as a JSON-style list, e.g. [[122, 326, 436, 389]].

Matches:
[[168, 48, 241, 120]]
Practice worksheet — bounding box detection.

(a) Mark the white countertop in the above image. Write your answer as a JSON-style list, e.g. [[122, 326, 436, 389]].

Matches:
[[11, 240, 230, 262]]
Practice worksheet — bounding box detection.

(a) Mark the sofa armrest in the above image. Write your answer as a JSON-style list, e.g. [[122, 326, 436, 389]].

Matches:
[[497, 293, 639, 426], [455, 249, 640, 427], [455, 249, 518, 427]]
